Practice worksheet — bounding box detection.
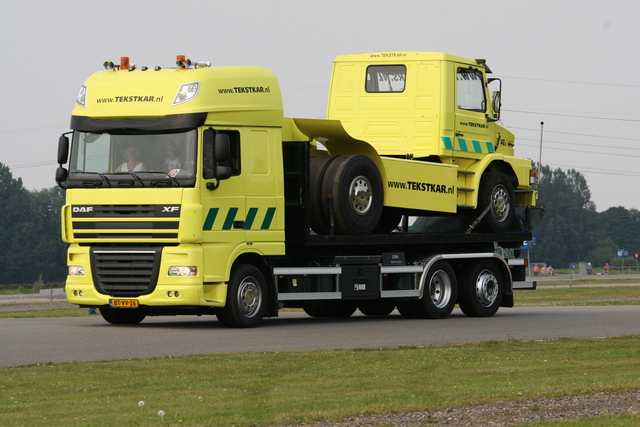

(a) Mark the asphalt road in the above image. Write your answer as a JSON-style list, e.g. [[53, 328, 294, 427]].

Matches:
[[2, 305, 640, 367]]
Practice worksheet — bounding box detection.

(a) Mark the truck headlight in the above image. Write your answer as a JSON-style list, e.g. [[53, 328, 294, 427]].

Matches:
[[68, 266, 85, 276], [76, 85, 87, 107], [172, 82, 200, 106], [169, 266, 197, 276]]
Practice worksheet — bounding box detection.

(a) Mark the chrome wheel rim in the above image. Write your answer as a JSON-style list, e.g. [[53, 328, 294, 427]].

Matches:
[[430, 269, 453, 309], [349, 175, 372, 215], [237, 277, 261, 317], [475, 269, 499, 307]]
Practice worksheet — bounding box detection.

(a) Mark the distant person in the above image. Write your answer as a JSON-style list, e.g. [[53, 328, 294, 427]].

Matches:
[[533, 264, 539, 276], [548, 265, 554, 276], [541, 265, 546, 276], [604, 263, 610, 275], [116, 146, 147, 172], [587, 262, 592, 275]]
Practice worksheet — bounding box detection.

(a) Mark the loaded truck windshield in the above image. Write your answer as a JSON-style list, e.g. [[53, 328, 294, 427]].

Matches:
[[67, 129, 197, 187]]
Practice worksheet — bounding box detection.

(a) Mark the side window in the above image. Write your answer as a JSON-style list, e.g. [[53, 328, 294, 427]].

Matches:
[[366, 65, 406, 93], [202, 130, 241, 179], [457, 68, 486, 112]]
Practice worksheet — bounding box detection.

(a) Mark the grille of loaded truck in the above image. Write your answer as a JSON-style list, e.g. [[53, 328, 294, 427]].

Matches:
[[90, 247, 162, 297]]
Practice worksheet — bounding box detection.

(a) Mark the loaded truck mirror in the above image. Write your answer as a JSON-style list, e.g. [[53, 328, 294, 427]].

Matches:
[[492, 91, 501, 114], [57, 135, 70, 165]]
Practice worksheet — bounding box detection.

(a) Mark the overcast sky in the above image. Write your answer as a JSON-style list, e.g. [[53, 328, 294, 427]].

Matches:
[[2, 0, 638, 212]]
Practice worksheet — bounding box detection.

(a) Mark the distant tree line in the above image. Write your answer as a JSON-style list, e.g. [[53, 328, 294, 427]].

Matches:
[[0, 160, 636, 285], [530, 165, 640, 270], [0, 163, 67, 285]]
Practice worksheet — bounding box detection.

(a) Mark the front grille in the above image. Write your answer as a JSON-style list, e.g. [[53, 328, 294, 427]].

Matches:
[[71, 204, 180, 240], [91, 247, 161, 297]]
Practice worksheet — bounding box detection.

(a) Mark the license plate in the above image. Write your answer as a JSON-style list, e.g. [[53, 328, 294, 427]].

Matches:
[[110, 299, 139, 308]]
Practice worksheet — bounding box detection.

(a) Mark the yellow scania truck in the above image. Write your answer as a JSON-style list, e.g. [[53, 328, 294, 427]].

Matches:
[[56, 52, 537, 327]]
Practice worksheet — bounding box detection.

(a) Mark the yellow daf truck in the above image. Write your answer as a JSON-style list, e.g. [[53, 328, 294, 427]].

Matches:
[[56, 52, 536, 327]]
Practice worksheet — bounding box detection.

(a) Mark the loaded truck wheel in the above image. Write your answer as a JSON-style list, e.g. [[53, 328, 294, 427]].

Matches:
[[309, 155, 339, 234], [408, 260, 458, 319], [358, 300, 396, 316], [322, 155, 383, 235], [217, 264, 267, 328], [458, 259, 503, 317], [474, 172, 516, 233], [99, 306, 147, 325], [373, 207, 403, 233]]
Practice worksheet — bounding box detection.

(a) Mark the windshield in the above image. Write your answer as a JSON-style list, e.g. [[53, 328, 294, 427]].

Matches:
[[68, 129, 197, 188]]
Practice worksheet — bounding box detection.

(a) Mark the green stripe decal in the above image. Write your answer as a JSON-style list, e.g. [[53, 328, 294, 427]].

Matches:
[[486, 142, 495, 153], [223, 208, 238, 230], [261, 207, 276, 229], [472, 140, 482, 153], [457, 138, 468, 152], [441, 136, 453, 150], [203, 208, 218, 231], [244, 208, 258, 229]]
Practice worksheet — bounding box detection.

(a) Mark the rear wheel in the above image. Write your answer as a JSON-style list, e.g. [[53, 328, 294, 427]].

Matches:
[[409, 260, 458, 319], [303, 301, 357, 318], [358, 301, 396, 316], [217, 264, 267, 328], [322, 155, 383, 235], [458, 260, 503, 317], [100, 306, 146, 325]]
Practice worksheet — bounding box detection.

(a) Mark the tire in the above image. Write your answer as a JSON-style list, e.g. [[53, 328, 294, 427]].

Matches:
[[302, 301, 357, 318], [374, 207, 403, 233], [410, 260, 458, 319], [475, 172, 516, 233], [217, 264, 267, 328], [396, 301, 418, 318], [458, 259, 504, 317], [100, 306, 146, 325], [309, 155, 339, 235], [322, 155, 383, 235], [358, 301, 396, 316]]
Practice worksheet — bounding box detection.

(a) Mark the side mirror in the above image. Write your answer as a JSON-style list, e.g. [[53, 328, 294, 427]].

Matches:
[[55, 166, 68, 188], [487, 78, 502, 121], [214, 133, 230, 162], [57, 135, 70, 165]]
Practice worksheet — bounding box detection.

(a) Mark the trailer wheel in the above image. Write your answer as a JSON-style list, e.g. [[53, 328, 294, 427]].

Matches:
[[217, 264, 267, 328], [475, 172, 515, 233], [358, 301, 396, 316], [323, 155, 383, 235], [99, 306, 146, 325], [309, 155, 339, 234], [458, 260, 503, 317], [410, 260, 458, 319]]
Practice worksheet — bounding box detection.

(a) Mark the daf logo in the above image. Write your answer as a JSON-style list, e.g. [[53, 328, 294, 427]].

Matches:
[[354, 283, 367, 291], [162, 206, 180, 213], [72, 206, 94, 213]]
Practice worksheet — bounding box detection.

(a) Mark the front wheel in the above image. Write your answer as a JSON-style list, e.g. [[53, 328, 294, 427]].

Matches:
[[458, 260, 504, 317], [475, 172, 516, 233], [217, 264, 267, 328]]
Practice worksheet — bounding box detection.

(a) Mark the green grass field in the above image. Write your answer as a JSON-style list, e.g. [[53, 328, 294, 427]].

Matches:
[[1, 285, 640, 426]]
